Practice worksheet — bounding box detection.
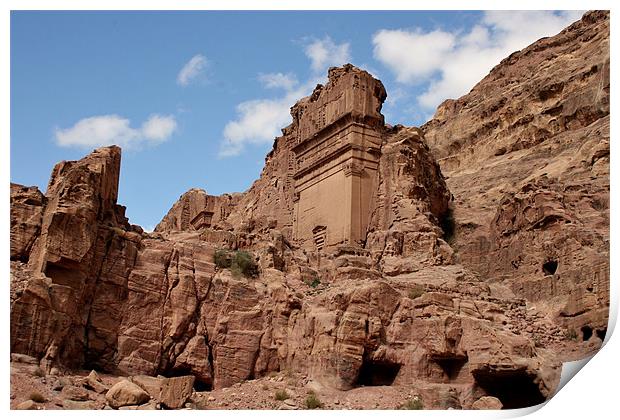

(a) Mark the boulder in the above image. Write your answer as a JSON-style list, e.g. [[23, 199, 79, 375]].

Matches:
[[472, 396, 503, 410], [83, 370, 108, 394], [62, 400, 99, 410], [130, 375, 164, 399], [15, 400, 37, 410], [159, 376, 195, 409], [10, 353, 39, 364], [105, 379, 150, 409], [60, 385, 89, 401]]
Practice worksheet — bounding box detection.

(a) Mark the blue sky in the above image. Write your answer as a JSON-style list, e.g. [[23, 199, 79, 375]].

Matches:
[[10, 10, 582, 230]]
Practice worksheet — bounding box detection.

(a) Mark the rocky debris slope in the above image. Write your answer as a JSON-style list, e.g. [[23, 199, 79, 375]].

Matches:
[[9, 12, 608, 409], [9, 354, 503, 410], [422, 10, 609, 360], [10, 354, 195, 410]]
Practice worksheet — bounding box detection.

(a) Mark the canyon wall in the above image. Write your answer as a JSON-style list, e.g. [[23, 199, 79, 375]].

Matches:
[[422, 10, 609, 359], [9, 11, 609, 409]]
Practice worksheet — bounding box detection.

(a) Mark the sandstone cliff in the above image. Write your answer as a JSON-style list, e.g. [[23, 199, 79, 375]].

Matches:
[[9, 11, 609, 410], [422, 10, 609, 360], [10, 183, 45, 262]]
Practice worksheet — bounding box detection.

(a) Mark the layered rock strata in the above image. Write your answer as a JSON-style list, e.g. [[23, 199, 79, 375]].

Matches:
[[9, 12, 609, 409], [422, 10, 609, 360]]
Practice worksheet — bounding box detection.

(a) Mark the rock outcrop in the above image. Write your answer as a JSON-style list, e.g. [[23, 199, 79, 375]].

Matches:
[[10, 146, 142, 371], [10, 183, 45, 262], [155, 188, 239, 233], [9, 11, 608, 410], [422, 10, 609, 360]]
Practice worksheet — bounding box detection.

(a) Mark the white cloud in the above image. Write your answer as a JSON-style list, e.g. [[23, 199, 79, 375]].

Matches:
[[141, 114, 177, 142], [219, 36, 351, 157], [373, 29, 455, 83], [220, 96, 295, 157], [177, 54, 208, 86], [304, 36, 351, 73], [55, 114, 177, 149], [258, 72, 299, 90], [373, 11, 584, 110]]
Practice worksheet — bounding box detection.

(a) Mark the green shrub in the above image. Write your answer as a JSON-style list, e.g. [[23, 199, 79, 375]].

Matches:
[[214, 249, 233, 269], [306, 277, 321, 288], [305, 392, 323, 409], [275, 390, 290, 401], [408, 284, 425, 300], [400, 397, 424, 410], [231, 250, 259, 278], [214, 249, 258, 278], [29, 391, 46, 403], [564, 328, 578, 341]]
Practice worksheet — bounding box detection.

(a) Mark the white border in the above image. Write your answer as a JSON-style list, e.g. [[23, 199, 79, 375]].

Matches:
[[2, 1, 617, 419]]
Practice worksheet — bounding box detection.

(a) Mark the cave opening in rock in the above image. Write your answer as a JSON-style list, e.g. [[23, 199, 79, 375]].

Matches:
[[44, 259, 84, 286], [440, 207, 456, 243], [166, 367, 212, 392], [581, 326, 593, 341], [473, 367, 546, 409], [542, 260, 558, 275], [435, 356, 468, 380], [596, 328, 607, 341], [355, 359, 401, 386]]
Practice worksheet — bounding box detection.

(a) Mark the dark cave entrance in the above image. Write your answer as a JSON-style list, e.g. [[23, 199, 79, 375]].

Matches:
[[165, 367, 212, 392], [434, 355, 468, 381], [355, 359, 402, 386], [44, 259, 84, 286], [473, 367, 546, 409], [542, 260, 558, 276], [581, 326, 593, 341]]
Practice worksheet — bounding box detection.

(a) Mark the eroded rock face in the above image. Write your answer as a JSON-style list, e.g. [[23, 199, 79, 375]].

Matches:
[[10, 183, 46, 262], [422, 10, 609, 360], [9, 12, 608, 410], [155, 188, 239, 233], [366, 126, 453, 275], [10, 146, 142, 370]]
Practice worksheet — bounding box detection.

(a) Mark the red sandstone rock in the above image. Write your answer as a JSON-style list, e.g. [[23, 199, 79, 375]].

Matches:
[[472, 396, 503, 410], [155, 188, 239, 233], [159, 376, 195, 409], [10, 146, 141, 371], [9, 11, 608, 410], [422, 10, 609, 361], [10, 183, 45, 262], [105, 379, 150, 409]]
